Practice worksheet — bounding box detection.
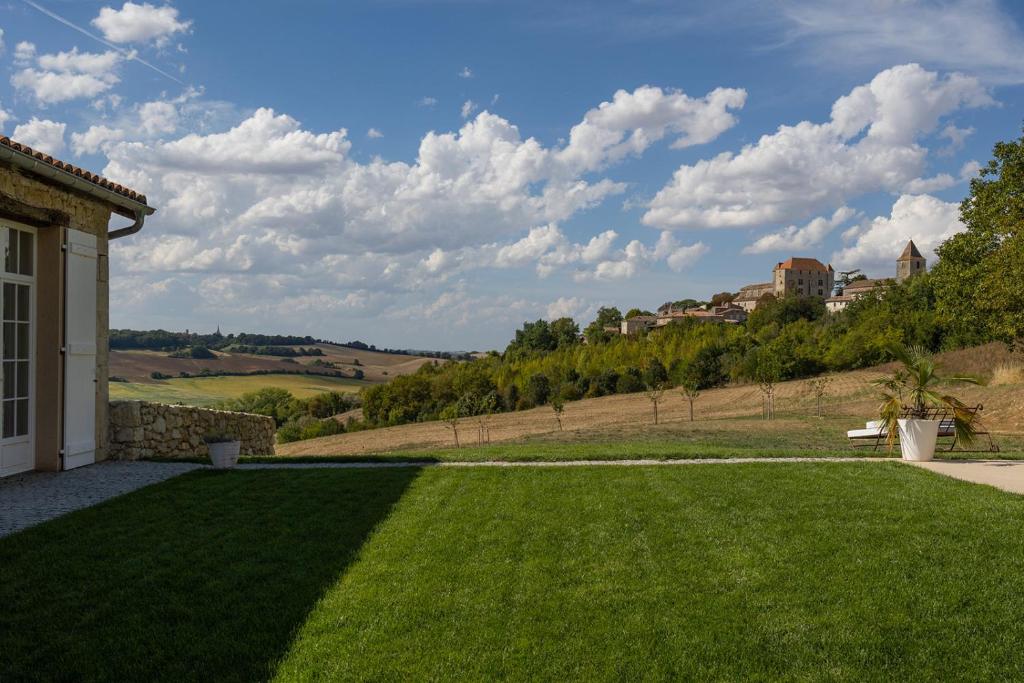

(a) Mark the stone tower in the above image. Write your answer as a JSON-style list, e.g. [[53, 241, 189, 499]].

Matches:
[[897, 240, 926, 282]]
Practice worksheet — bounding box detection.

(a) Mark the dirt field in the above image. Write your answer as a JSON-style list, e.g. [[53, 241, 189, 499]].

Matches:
[[277, 343, 1024, 457], [111, 343, 436, 384]]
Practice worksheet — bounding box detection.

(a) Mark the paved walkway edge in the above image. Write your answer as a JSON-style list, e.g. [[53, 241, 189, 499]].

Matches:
[[238, 457, 894, 469]]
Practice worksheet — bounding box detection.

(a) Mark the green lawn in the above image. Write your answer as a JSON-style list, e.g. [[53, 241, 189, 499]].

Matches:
[[5, 464, 1024, 680], [109, 373, 371, 406]]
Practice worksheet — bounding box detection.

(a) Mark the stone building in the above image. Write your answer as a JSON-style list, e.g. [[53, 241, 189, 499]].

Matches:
[[733, 282, 775, 312], [0, 136, 153, 476], [734, 257, 834, 312], [772, 257, 835, 298], [825, 240, 926, 313], [896, 239, 926, 282]]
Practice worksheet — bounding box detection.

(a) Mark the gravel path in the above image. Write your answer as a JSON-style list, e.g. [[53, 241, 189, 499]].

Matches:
[[0, 461, 201, 538]]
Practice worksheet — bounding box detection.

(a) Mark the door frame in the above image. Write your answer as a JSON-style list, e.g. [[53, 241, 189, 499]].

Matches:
[[0, 219, 36, 478]]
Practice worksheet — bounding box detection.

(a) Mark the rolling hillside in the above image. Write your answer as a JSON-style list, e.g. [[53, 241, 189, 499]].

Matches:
[[277, 344, 1024, 457], [110, 343, 437, 406]]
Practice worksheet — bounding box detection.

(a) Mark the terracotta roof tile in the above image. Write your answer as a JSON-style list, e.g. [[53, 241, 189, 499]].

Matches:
[[0, 135, 147, 205], [773, 257, 832, 273]]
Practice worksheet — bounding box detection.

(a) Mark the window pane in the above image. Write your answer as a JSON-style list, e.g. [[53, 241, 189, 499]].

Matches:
[[16, 361, 28, 398], [18, 231, 32, 276], [15, 398, 27, 436], [3, 400, 14, 438], [16, 323, 28, 360], [3, 323, 14, 360], [4, 229, 16, 275], [3, 283, 13, 321], [17, 285, 29, 322], [3, 361, 14, 399]]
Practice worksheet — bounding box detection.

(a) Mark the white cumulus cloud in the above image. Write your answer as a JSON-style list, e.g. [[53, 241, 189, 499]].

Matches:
[[546, 296, 590, 321], [12, 118, 66, 155], [11, 48, 122, 105], [643, 64, 991, 230], [92, 2, 192, 45], [743, 206, 857, 254], [71, 124, 126, 155], [831, 194, 963, 272], [556, 84, 746, 174]]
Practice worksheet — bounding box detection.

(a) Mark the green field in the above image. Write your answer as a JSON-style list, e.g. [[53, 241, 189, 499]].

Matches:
[[109, 373, 371, 406], [5, 464, 1024, 680]]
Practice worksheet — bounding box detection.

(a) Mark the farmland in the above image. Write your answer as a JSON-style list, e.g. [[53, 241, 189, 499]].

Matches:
[[109, 374, 372, 407], [110, 343, 435, 406]]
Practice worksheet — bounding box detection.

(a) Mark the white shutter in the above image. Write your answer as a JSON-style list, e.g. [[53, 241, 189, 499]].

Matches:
[[63, 229, 98, 470]]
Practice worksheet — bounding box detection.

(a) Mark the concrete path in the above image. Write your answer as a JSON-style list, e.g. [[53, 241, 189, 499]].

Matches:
[[0, 461, 201, 538], [238, 457, 889, 469], [909, 460, 1024, 495]]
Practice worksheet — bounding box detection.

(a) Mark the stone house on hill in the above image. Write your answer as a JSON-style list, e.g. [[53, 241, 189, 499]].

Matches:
[[0, 137, 153, 476], [772, 257, 835, 299], [734, 282, 774, 312]]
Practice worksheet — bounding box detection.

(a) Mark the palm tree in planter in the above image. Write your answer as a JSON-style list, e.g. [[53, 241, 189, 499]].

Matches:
[[874, 345, 980, 461]]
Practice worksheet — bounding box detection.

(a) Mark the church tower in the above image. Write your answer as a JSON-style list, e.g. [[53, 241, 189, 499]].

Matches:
[[897, 240, 926, 282]]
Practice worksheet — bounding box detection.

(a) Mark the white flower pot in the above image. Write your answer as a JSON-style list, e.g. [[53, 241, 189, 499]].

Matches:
[[207, 440, 241, 469], [897, 419, 940, 461]]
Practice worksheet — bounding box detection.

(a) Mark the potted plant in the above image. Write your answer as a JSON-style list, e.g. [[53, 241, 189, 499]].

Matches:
[[873, 345, 979, 461], [204, 431, 241, 469]]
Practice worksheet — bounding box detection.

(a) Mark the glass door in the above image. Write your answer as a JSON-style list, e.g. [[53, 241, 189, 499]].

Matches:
[[0, 223, 34, 477]]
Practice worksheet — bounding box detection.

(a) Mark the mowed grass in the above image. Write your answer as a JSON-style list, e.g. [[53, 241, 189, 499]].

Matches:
[[5, 464, 1024, 680], [109, 373, 371, 406]]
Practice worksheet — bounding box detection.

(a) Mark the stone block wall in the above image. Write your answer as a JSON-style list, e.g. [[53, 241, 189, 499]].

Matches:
[[108, 401, 276, 460]]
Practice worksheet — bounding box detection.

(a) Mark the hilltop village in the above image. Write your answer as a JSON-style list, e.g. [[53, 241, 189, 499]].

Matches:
[[610, 240, 926, 336]]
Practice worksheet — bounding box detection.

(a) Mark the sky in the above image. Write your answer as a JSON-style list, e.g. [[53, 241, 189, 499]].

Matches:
[[2, 0, 1023, 350]]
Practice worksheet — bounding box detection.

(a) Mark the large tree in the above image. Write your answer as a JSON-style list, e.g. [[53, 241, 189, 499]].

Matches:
[[932, 128, 1024, 347]]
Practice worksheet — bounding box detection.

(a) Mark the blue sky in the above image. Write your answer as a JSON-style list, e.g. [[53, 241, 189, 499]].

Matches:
[[3, 0, 1023, 350]]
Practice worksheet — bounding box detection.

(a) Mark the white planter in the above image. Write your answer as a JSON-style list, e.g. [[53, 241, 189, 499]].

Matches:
[[897, 419, 940, 461], [207, 440, 241, 469]]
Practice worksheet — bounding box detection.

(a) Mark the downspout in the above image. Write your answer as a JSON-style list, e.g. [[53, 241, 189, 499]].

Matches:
[[108, 208, 146, 240]]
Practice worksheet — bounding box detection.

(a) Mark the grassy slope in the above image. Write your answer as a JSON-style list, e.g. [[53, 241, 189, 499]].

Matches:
[[109, 373, 372, 406], [277, 344, 1024, 458], [6, 465, 1024, 680]]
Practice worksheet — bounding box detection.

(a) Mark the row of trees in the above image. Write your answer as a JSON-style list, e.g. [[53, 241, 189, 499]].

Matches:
[[215, 388, 361, 443]]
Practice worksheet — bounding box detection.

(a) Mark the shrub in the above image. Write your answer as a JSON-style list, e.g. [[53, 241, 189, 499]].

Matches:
[[276, 415, 345, 444], [150, 371, 172, 380], [168, 346, 216, 360], [615, 372, 643, 394], [556, 382, 582, 401], [525, 373, 552, 406]]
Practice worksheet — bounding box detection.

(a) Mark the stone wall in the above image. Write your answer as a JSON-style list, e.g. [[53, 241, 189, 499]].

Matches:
[[108, 401, 276, 460]]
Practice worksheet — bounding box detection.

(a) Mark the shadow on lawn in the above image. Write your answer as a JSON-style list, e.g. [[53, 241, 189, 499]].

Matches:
[[0, 467, 421, 682]]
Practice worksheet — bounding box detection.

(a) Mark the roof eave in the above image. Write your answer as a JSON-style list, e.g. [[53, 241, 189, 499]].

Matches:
[[0, 143, 154, 218]]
